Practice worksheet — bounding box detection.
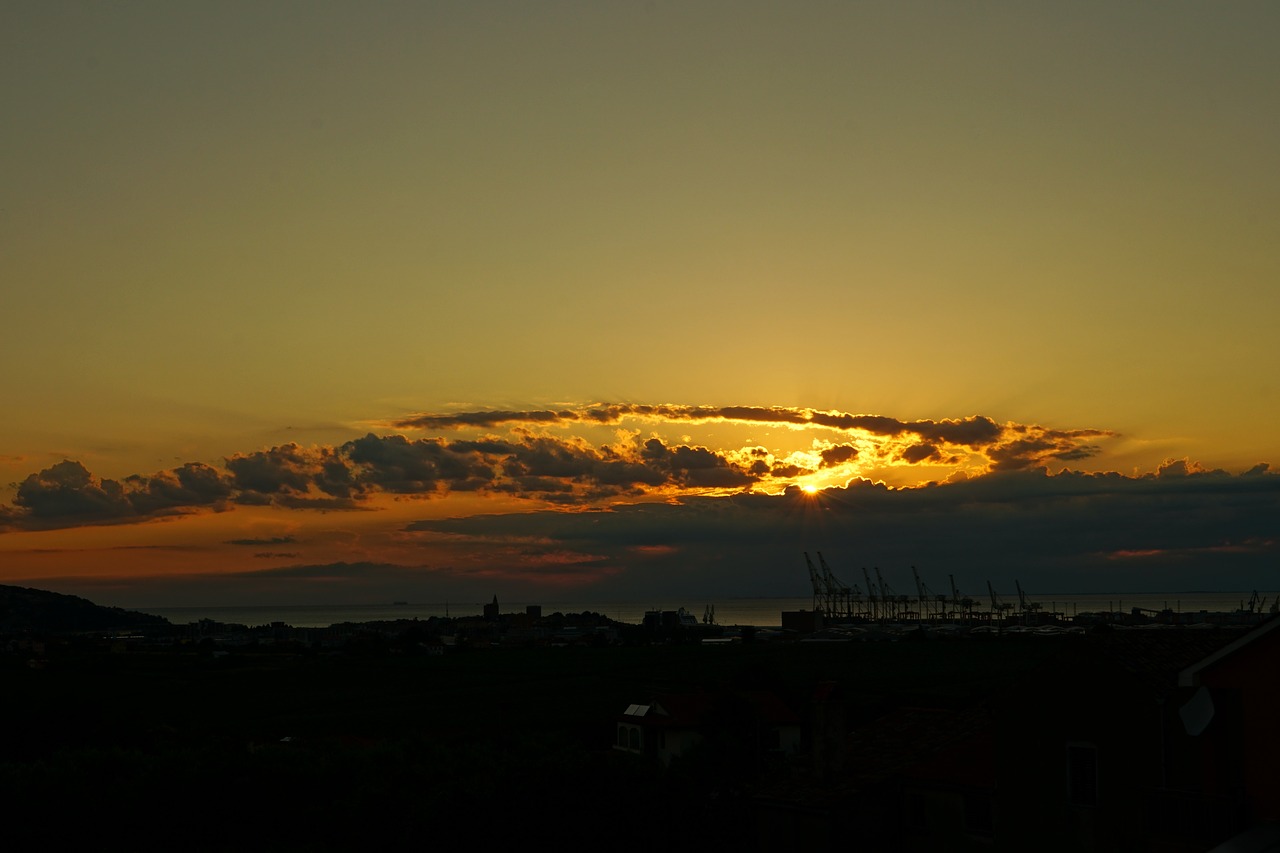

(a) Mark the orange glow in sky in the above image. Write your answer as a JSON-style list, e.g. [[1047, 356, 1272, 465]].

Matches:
[[2, 4, 1278, 607]]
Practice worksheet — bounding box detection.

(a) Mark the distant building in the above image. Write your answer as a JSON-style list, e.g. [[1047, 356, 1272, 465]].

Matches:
[[642, 608, 699, 630], [483, 595, 499, 620], [781, 609, 824, 633]]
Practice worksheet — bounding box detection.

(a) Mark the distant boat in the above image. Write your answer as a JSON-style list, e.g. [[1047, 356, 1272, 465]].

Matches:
[[643, 607, 700, 629]]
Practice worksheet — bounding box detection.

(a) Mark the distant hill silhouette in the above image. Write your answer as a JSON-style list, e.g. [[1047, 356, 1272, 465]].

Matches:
[[0, 584, 169, 633]]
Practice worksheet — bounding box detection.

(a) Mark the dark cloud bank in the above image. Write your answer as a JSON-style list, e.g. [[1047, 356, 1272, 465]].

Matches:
[[1, 405, 1275, 598], [405, 463, 1280, 598], [96, 462, 1276, 604]]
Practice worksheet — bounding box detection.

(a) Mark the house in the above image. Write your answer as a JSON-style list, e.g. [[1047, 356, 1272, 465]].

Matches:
[[756, 701, 997, 852], [755, 620, 1280, 852], [1178, 616, 1280, 831], [614, 691, 802, 767], [988, 621, 1280, 852]]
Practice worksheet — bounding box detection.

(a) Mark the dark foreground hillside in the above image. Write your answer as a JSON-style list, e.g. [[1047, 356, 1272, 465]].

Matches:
[[5, 618, 1277, 853], [0, 635, 1060, 852], [0, 583, 169, 633]]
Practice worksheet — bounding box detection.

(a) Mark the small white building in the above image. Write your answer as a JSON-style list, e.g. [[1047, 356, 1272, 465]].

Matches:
[[614, 691, 802, 766]]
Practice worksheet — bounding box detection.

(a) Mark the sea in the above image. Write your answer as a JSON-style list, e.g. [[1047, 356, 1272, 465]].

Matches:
[[141, 591, 1277, 629]]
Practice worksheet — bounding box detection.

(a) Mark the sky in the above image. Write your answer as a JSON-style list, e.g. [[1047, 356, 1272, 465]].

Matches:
[[2, 2, 1278, 608]]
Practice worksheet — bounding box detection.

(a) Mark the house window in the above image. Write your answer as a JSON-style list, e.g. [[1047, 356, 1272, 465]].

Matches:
[[629, 727, 641, 750], [617, 726, 628, 748], [1067, 743, 1098, 807]]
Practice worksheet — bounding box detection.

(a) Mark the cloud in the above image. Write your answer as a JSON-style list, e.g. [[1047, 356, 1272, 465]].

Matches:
[[7, 543, 203, 555], [225, 536, 298, 546], [387, 405, 1011, 444], [124, 462, 234, 514], [9, 460, 232, 527], [0, 402, 1160, 535], [9, 433, 1276, 601], [403, 465, 1280, 597], [638, 438, 758, 488], [13, 460, 137, 520], [899, 443, 939, 464], [345, 433, 491, 493], [24, 562, 508, 609], [1153, 458, 1228, 479], [979, 424, 1108, 470], [226, 444, 356, 499], [386, 404, 1108, 471], [0, 430, 758, 529], [819, 444, 860, 467]]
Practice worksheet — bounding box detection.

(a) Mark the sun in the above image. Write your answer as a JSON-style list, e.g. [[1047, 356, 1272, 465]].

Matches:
[[801, 483, 819, 495]]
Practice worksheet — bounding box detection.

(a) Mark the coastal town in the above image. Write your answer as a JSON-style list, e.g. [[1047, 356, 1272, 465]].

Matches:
[[3, 581, 1279, 851]]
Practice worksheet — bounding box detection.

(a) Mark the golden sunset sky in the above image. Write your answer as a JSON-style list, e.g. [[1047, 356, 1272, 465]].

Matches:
[[3, 2, 1277, 606]]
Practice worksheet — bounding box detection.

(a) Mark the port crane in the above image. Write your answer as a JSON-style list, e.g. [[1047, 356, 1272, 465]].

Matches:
[[803, 552, 862, 620], [819, 552, 863, 619], [950, 575, 976, 622], [862, 567, 879, 620], [987, 581, 1013, 621], [874, 567, 911, 621], [804, 552, 824, 613], [911, 565, 946, 621], [799, 557, 1050, 625], [912, 566, 928, 620], [1015, 580, 1043, 621]]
